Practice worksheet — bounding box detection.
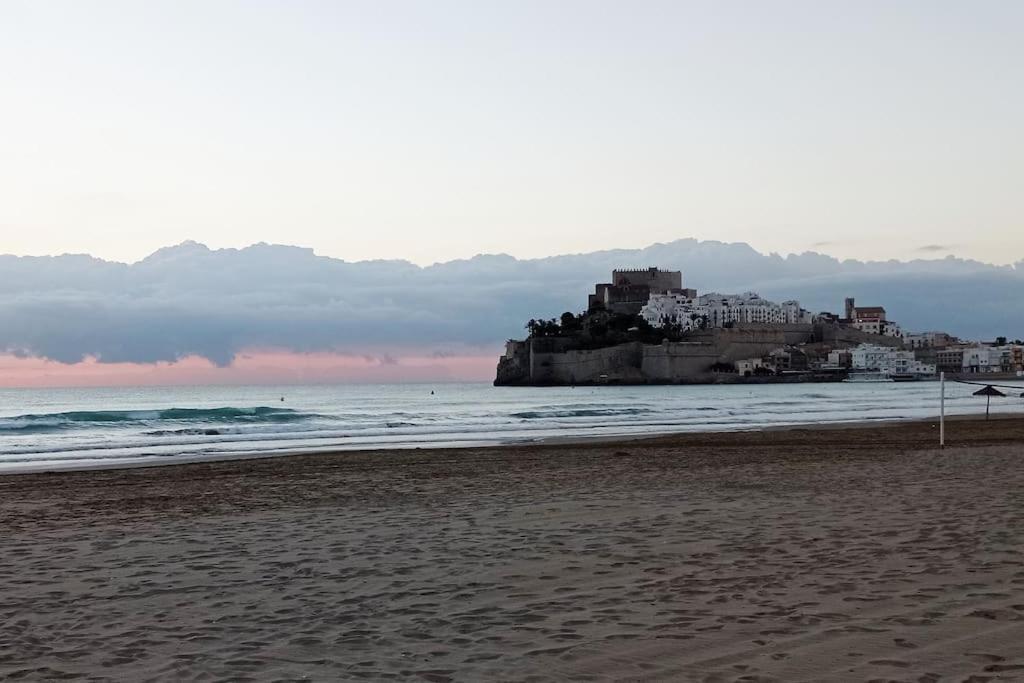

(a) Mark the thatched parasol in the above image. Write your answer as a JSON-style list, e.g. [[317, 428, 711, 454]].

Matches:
[[973, 385, 1005, 420]]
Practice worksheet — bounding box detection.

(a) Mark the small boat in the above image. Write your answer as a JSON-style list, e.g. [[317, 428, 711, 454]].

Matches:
[[843, 371, 894, 383]]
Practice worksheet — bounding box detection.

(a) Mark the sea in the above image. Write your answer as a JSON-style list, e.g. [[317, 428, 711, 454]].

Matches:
[[1, 381, 1022, 473]]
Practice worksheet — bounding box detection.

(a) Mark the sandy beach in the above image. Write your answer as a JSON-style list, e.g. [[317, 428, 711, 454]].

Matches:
[[2, 417, 1024, 681]]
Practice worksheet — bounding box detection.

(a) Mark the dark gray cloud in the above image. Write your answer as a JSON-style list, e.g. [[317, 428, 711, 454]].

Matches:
[[1, 239, 1021, 365], [917, 244, 955, 253]]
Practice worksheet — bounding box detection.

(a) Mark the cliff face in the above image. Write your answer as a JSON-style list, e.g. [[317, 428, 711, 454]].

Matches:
[[495, 341, 531, 385], [494, 325, 825, 385]]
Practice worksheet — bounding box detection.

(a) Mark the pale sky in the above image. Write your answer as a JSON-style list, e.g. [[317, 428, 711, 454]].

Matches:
[[1, 0, 1021, 266]]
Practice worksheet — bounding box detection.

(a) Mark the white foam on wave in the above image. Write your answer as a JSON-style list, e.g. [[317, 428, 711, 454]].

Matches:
[[2, 381, 1023, 472]]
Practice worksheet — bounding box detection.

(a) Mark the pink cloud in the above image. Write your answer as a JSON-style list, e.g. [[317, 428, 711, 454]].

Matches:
[[0, 349, 498, 388]]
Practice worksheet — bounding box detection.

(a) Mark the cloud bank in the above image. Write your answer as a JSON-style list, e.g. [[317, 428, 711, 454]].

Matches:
[[1, 239, 1022, 367]]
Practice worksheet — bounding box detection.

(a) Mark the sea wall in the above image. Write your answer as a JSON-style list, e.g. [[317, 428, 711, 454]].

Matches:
[[678, 325, 813, 351], [642, 327, 814, 383], [814, 323, 905, 348], [529, 343, 645, 385], [496, 326, 818, 385], [494, 323, 906, 385]]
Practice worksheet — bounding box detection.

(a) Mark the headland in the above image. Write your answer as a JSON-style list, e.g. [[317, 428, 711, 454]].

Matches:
[[496, 267, 1024, 385]]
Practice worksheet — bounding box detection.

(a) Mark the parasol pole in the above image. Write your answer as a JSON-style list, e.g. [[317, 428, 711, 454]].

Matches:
[[939, 371, 945, 447]]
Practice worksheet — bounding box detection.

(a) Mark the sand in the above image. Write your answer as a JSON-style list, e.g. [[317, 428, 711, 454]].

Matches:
[[2, 417, 1024, 681]]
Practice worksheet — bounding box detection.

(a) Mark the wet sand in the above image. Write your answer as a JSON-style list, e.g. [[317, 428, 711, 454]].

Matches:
[[2, 417, 1024, 681]]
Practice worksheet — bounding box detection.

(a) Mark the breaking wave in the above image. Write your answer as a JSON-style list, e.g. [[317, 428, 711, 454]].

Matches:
[[511, 407, 652, 419], [0, 407, 318, 434], [4, 380, 1021, 473]]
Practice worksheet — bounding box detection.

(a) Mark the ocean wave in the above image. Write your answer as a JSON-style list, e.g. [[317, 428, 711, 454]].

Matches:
[[511, 407, 652, 419], [143, 428, 224, 436], [0, 406, 319, 433]]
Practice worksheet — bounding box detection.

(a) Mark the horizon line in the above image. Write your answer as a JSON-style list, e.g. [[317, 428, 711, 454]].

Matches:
[[2, 237, 1019, 270]]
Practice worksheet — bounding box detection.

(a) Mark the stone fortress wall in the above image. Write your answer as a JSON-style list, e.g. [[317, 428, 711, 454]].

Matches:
[[498, 325, 839, 385]]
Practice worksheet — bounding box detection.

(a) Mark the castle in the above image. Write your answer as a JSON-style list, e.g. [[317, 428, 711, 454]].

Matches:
[[587, 267, 687, 315]]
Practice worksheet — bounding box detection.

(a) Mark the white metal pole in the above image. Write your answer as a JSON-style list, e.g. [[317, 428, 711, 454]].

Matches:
[[940, 371, 945, 448]]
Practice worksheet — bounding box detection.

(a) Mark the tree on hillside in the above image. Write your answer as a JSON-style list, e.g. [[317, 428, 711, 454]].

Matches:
[[527, 318, 562, 338]]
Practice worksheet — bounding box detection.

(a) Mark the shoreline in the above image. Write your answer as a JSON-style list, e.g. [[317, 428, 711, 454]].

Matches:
[[4, 410, 1022, 477], [8, 415, 1024, 525], [3, 412, 1022, 482]]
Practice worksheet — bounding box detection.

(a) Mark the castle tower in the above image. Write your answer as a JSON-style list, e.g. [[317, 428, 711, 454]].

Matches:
[[844, 297, 855, 320]]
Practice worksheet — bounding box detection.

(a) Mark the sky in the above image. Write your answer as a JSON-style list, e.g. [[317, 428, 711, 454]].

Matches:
[[1, 1, 1022, 387], [1, 0, 1022, 267], [0, 351, 496, 388]]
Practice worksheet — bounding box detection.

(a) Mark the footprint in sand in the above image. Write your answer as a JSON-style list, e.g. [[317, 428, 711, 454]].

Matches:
[[868, 659, 911, 668], [965, 652, 1005, 662], [985, 664, 1024, 673]]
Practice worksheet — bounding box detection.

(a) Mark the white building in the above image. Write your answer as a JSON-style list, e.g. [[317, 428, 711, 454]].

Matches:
[[852, 319, 903, 338], [850, 344, 936, 376], [844, 301, 904, 338], [961, 345, 1006, 373], [735, 357, 765, 376], [640, 292, 709, 330], [882, 321, 903, 338], [642, 291, 810, 329], [850, 344, 892, 371]]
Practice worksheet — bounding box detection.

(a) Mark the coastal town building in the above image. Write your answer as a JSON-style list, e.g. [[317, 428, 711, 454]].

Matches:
[[843, 297, 903, 338], [961, 346, 999, 373], [732, 347, 810, 376], [850, 313, 902, 338], [929, 344, 1024, 375], [639, 291, 708, 330], [825, 349, 853, 369], [850, 344, 895, 371], [960, 345, 1023, 373], [850, 344, 936, 376], [766, 346, 809, 372], [642, 291, 810, 329], [816, 311, 841, 324], [905, 331, 955, 350], [702, 293, 809, 327], [889, 354, 937, 377], [935, 347, 966, 374], [735, 357, 765, 376]]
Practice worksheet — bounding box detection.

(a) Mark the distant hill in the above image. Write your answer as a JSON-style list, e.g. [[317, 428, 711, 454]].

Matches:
[[1, 239, 1021, 365]]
